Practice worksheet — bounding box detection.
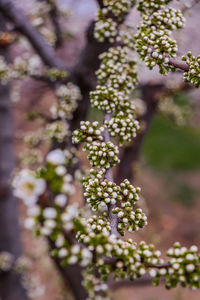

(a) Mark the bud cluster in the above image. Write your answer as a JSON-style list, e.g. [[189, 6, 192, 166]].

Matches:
[[149, 7, 185, 31], [76, 217, 200, 290], [91, 85, 128, 113], [83, 175, 120, 211], [165, 243, 200, 290], [137, 0, 173, 14], [105, 111, 139, 145], [182, 52, 200, 88], [116, 25, 135, 49], [94, 0, 136, 43], [113, 207, 147, 235], [103, 0, 135, 17], [86, 141, 120, 169], [72, 121, 104, 149], [12, 55, 42, 78], [77, 216, 112, 251], [135, 2, 185, 74], [97, 46, 138, 93], [94, 8, 117, 43], [45, 120, 70, 143]]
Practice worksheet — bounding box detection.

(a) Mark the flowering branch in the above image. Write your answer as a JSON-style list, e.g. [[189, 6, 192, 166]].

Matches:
[[10, 1, 200, 299]]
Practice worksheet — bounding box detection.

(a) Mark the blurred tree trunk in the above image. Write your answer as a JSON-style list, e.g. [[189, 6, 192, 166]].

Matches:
[[116, 84, 163, 183], [0, 15, 28, 300]]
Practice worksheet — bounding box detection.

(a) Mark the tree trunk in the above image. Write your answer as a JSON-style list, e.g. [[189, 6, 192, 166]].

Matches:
[[0, 80, 29, 300], [0, 15, 28, 300]]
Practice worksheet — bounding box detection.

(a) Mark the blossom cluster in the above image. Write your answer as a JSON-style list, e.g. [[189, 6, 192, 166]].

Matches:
[[24, 130, 43, 148], [25, 200, 93, 267], [19, 149, 43, 168], [0, 54, 38, 83], [0, 53, 67, 83], [83, 266, 109, 300], [13, 147, 93, 267], [50, 83, 82, 120], [40, 148, 77, 194], [0, 56, 10, 83], [12, 55, 42, 78], [135, 2, 185, 74], [13, 148, 77, 207], [182, 52, 200, 88], [43, 67, 68, 81], [45, 120, 70, 143], [158, 96, 191, 126], [13, 169, 46, 207], [22, 121, 71, 168]]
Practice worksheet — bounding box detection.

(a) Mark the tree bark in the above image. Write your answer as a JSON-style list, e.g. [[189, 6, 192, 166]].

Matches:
[[47, 239, 88, 300], [0, 16, 28, 298], [70, 21, 111, 131], [116, 84, 164, 183]]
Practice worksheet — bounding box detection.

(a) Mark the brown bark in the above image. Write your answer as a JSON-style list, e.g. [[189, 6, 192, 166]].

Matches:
[[0, 16, 28, 298], [48, 240, 88, 300], [45, 0, 63, 48], [70, 21, 111, 131]]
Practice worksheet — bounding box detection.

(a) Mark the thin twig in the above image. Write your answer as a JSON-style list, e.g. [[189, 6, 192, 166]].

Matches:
[[0, 0, 64, 69], [168, 57, 189, 72], [104, 113, 119, 236], [46, 0, 63, 48]]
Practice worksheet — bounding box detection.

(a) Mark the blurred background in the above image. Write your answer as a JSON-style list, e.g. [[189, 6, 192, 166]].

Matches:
[[0, 0, 200, 299]]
